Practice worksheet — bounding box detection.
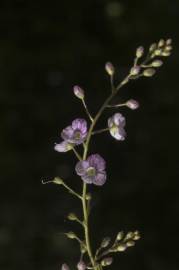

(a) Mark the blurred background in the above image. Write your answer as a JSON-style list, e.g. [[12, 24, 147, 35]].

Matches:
[[0, 0, 178, 269]]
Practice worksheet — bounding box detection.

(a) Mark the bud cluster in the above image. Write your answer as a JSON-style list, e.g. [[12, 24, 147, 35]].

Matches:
[[111, 230, 141, 252]]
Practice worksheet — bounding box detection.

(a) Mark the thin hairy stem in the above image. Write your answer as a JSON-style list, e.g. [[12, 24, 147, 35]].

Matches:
[[92, 128, 109, 135], [81, 73, 132, 270], [72, 147, 82, 160], [82, 99, 94, 122], [61, 182, 82, 200]]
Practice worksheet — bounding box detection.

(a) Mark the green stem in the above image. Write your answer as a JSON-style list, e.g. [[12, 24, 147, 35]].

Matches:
[[81, 74, 131, 270], [61, 182, 82, 200]]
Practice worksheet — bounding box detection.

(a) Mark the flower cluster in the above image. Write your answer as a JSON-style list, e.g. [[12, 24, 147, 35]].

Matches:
[[44, 38, 172, 270]]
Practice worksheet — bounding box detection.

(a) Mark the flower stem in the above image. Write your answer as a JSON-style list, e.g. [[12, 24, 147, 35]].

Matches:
[[81, 74, 131, 270], [82, 99, 94, 122]]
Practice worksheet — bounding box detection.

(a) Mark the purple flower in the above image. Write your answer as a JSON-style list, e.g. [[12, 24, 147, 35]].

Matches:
[[54, 119, 87, 152], [75, 154, 106, 186], [108, 113, 126, 140]]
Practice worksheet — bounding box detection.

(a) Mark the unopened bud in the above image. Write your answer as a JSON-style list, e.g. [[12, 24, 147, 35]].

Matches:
[[67, 213, 77, 221], [77, 261, 86, 270], [126, 99, 139, 110], [101, 257, 113, 266], [86, 193, 91, 200], [155, 49, 162, 56], [143, 68, 156, 77], [151, 60, 163, 67], [149, 43, 157, 52], [73, 86, 85, 99], [136, 46, 144, 58], [116, 231, 124, 241], [133, 231, 141, 240], [166, 38, 172, 45], [66, 231, 76, 239], [101, 237, 111, 248], [117, 243, 127, 252], [53, 177, 64, 185], [61, 263, 70, 270], [158, 39, 165, 47], [105, 62, 115, 76], [165, 45, 172, 51], [130, 66, 140, 76], [162, 51, 171, 57], [125, 232, 135, 240], [126, 240, 135, 247]]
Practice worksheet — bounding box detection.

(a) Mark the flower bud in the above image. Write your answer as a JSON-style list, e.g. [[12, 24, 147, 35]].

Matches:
[[166, 38, 172, 45], [149, 43, 157, 52], [53, 177, 64, 185], [126, 240, 135, 247], [125, 232, 135, 239], [61, 263, 70, 270], [143, 68, 156, 77], [133, 230, 141, 240], [101, 237, 111, 248], [116, 231, 124, 241], [77, 261, 86, 270], [151, 60, 163, 67], [130, 66, 140, 76], [126, 99, 139, 110], [162, 51, 171, 57], [66, 231, 76, 239], [136, 46, 144, 58], [67, 213, 77, 221], [158, 39, 165, 47], [105, 62, 115, 76], [101, 257, 113, 266], [155, 49, 162, 56], [165, 45, 172, 51], [117, 243, 127, 252], [86, 193, 91, 200], [73, 85, 85, 99]]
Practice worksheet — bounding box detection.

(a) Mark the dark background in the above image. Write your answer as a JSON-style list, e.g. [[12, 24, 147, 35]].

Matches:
[[0, 0, 178, 270]]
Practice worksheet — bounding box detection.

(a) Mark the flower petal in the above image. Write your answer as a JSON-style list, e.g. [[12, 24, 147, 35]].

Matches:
[[72, 119, 87, 134], [54, 141, 73, 152], [61, 126, 74, 141], [81, 174, 93, 184], [93, 172, 107, 186], [75, 161, 89, 176], [87, 154, 106, 171], [113, 113, 126, 127], [109, 127, 126, 140]]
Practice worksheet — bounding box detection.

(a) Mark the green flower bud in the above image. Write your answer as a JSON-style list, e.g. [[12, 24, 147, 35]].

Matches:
[[166, 38, 172, 45], [133, 231, 141, 240], [162, 51, 171, 57], [165, 45, 172, 51], [105, 62, 115, 76], [126, 240, 135, 247], [86, 193, 92, 200], [155, 49, 162, 56], [136, 46, 144, 58], [125, 232, 134, 240], [116, 231, 124, 241], [66, 231, 76, 239], [149, 43, 157, 52], [158, 39, 165, 47], [117, 243, 127, 252], [67, 213, 77, 221], [130, 66, 140, 76], [101, 237, 111, 248], [151, 60, 163, 67], [143, 68, 156, 77], [101, 257, 113, 266], [53, 177, 64, 185]]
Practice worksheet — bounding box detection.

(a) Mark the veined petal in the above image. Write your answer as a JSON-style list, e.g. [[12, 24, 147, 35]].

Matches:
[[54, 141, 73, 152], [61, 126, 74, 141], [72, 119, 87, 134], [113, 113, 126, 127], [75, 160, 89, 176], [93, 172, 107, 186], [87, 154, 106, 171], [109, 126, 126, 140]]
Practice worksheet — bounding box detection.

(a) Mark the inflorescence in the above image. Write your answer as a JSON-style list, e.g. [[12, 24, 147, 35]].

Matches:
[[43, 38, 172, 270]]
